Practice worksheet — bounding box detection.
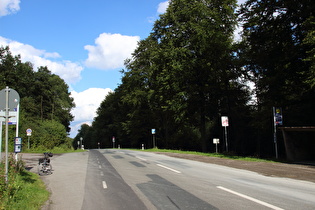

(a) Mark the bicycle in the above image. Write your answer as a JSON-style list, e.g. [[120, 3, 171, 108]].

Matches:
[[38, 152, 53, 175]]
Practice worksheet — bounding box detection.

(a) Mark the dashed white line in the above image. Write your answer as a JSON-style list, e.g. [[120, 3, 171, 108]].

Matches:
[[217, 186, 284, 210], [100, 171, 104, 176], [99, 165, 102, 169], [102, 181, 107, 189], [136, 156, 147, 161], [157, 164, 181, 174]]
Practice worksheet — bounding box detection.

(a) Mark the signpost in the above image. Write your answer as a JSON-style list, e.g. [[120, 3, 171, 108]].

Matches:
[[14, 137, 22, 153], [112, 136, 115, 148], [26, 128, 32, 149], [151, 129, 156, 148], [273, 107, 283, 159], [0, 111, 17, 161], [80, 137, 84, 150], [221, 116, 229, 152], [0, 87, 20, 183], [213, 138, 219, 153]]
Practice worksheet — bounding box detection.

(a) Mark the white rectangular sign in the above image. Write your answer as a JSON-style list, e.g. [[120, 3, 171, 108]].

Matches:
[[213, 138, 220, 144], [221, 116, 229, 127], [0, 111, 17, 124]]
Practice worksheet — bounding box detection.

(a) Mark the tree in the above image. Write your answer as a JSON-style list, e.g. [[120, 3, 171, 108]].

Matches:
[[303, 16, 315, 88], [148, 0, 239, 152], [238, 0, 315, 155], [74, 123, 92, 149], [0, 46, 75, 150], [32, 66, 74, 132]]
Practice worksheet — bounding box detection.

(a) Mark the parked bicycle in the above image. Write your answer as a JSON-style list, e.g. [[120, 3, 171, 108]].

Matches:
[[38, 152, 53, 175]]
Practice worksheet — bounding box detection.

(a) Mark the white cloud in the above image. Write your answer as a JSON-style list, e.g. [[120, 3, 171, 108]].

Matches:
[[0, 36, 83, 84], [0, 0, 20, 16], [69, 88, 112, 137], [157, 1, 169, 14], [84, 33, 140, 70], [70, 121, 92, 138], [70, 88, 112, 122]]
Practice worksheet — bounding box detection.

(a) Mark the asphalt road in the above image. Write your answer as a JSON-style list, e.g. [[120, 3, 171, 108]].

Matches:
[[27, 150, 315, 210]]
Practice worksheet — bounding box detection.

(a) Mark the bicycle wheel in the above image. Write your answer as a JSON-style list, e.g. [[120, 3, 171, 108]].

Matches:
[[46, 163, 52, 175], [38, 163, 44, 176]]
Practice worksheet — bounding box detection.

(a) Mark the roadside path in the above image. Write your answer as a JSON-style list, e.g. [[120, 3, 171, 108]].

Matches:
[[22, 152, 89, 210]]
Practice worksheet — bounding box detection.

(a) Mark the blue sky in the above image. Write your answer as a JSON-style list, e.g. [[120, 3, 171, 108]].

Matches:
[[0, 0, 245, 137]]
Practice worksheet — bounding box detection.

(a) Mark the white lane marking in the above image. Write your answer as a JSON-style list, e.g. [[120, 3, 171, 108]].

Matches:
[[136, 156, 147, 161], [157, 164, 181, 174], [217, 186, 284, 210], [99, 165, 102, 169], [102, 181, 107, 189], [100, 171, 104, 176]]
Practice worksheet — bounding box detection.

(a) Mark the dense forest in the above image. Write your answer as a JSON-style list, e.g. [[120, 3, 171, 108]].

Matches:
[[0, 46, 75, 151], [75, 0, 314, 158]]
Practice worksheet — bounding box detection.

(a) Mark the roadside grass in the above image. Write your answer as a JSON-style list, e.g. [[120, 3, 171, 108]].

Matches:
[[143, 148, 276, 163], [0, 147, 84, 210], [22, 147, 85, 154], [2, 171, 49, 210], [0, 156, 49, 210]]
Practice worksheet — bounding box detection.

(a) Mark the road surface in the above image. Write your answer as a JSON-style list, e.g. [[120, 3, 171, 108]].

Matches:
[[37, 149, 315, 210]]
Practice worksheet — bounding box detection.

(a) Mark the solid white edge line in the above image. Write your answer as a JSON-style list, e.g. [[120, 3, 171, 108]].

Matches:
[[102, 181, 107, 189], [157, 164, 181, 174], [217, 186, 284, 210]]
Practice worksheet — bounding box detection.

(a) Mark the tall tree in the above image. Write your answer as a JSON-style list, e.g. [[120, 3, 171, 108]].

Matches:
[[149, 0, 238, 152], [238, 0, 315, 155], [0, 46, 75, 150]]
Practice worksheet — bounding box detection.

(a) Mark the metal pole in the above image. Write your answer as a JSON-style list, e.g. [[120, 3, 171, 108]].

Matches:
[[224, 126, 228, 152], [153, 134, 155, 148], [28, 136, 30, 149], [0, 120, 2, 162], [15, 104, 19, 161], [5, 86, 9, 183], [273, 107, 278, 159]]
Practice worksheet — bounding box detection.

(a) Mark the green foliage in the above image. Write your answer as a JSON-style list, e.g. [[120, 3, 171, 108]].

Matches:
[[36, 120, 67, 149], [0, 155, 49, 209], [237, 0, 315, 155], [0, 46, 75, 151], [0, 154, 25, 208], [76, 0, 314, 158], [303, 16, 315, 88]]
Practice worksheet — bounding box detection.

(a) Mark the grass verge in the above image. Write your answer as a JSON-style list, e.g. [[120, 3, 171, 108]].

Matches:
[[143, 148, 275, 163], [1, 156, 49, 210], [2, 171, 49, 210]]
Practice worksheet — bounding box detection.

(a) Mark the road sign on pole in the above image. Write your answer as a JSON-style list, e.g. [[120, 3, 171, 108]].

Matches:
[[26, 128, 32, 136], [26, 128, 32, 149], [112, 136, 115, 148], [213, 138, 219, 153], [0, 87, 20, 183], [152, 129, 156, 148], [221, 116, 229, 152]]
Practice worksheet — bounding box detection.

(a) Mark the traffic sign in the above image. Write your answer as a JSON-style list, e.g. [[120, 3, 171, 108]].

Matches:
[[221, 116, 229, 127], [151, 129, 156, 134], [26, 128, 32, 136], [0, 88, 20, 111]]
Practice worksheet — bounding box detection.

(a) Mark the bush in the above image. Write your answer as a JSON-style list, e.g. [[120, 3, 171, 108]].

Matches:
[[0, 154, 24, 208]]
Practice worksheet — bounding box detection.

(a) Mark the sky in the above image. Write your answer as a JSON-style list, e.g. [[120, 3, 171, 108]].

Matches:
[[0, 0, 246, 138]]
